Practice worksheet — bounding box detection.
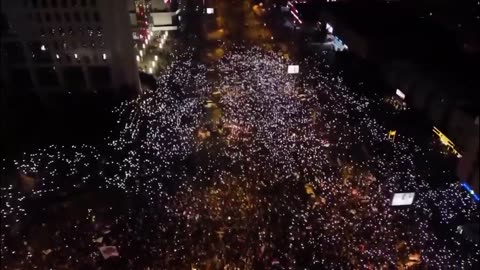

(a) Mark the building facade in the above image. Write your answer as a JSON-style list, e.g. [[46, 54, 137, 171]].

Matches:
[[129, 0, 177, 36], [1, 0, 140, 96]]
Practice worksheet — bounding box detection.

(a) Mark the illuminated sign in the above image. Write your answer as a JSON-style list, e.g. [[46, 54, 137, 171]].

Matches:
[[391, 192, 415, 206], [396, 89, 406, 100], [287, 65, 299, 74], [326, 23, 333, 34], [333, 36, 348, 51], [461, 182, 480, 202], [206, 8, 214, 14]]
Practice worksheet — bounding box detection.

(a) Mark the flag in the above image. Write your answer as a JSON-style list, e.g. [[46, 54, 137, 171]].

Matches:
[[388, 130, 397, 141], [93, 237, 103, 243], [99, 246, 119, 259]]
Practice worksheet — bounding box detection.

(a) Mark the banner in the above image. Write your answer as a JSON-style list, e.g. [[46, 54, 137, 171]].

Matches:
[[99, 246, 119, 259]]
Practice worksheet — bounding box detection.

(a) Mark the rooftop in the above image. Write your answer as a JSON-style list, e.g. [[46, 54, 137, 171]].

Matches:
[[297, 1, 480, 114]]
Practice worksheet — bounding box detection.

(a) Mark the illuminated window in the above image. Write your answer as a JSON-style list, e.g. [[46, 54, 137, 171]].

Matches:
[[102, 53, 107, 60], [30, 41, 52, 64]]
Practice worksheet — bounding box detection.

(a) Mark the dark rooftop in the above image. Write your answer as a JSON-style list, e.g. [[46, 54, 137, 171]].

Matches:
[[297, 1, 480, 112]]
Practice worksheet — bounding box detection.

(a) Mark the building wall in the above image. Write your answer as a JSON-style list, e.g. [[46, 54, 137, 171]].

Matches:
[[98, 0, 140, 91], [1, 0, 139, 95], [457, 118, 479, 192]]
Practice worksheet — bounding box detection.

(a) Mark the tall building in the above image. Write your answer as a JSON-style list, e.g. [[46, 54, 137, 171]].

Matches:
[[1, 0, 140, 96]]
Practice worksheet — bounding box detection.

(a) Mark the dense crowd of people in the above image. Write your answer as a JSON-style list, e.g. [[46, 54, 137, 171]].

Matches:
[[1, 47, 479, 269]]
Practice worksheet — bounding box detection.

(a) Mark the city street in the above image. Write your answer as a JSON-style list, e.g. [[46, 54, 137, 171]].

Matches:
[[1, 1, 479, 270], [199, 0, 289, 61]]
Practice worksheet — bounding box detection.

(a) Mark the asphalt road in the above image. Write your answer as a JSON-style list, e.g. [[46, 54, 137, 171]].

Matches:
[[183, 0, 289, 62]]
